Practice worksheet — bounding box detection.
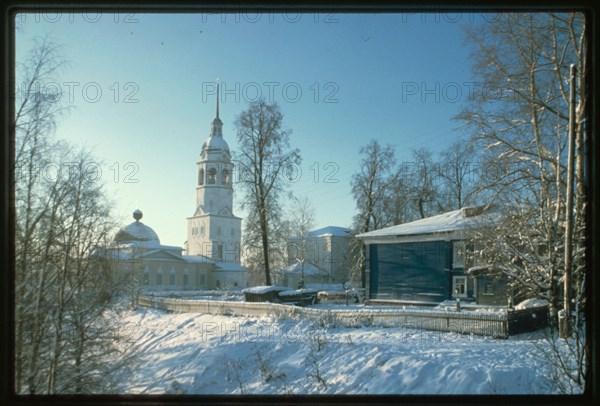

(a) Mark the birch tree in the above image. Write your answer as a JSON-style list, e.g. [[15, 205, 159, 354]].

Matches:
[[457, 12, 587, 321], [457, 14, 588, 392], [14, 37, 134, 394]]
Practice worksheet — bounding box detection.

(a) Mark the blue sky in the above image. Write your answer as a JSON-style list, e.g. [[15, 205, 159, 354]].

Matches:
[[16, 11, 484, 246]]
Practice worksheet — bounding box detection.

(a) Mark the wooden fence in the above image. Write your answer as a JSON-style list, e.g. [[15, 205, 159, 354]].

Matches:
[[139, 295, 549, 338]]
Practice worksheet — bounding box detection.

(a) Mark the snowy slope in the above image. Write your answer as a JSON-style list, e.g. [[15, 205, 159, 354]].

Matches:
[[114, 307, 569, 395]]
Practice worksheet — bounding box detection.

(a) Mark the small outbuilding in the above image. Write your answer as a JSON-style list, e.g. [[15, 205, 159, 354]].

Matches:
[[241, 286, 289, 303]]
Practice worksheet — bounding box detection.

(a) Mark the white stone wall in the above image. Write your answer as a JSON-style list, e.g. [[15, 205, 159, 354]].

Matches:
[[187, 215, 241, 261]]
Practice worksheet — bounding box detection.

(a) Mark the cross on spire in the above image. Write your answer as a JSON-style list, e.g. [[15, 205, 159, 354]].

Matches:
[[216, 83, 220, 120]]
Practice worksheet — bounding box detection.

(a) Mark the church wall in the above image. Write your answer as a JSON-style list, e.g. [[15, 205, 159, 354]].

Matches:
[[111, 256, 217, 291], [187, 215, 241, 261], [195, 177, 234, 212]]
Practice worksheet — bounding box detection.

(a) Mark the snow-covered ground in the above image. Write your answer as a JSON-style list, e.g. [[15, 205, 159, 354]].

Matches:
[[112, 306, 571, 395]]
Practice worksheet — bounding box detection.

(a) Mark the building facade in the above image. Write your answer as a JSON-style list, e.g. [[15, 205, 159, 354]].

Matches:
[[357, 206, 507, 304], [281, 226, 354, 288], [109, 209, 214, 291]]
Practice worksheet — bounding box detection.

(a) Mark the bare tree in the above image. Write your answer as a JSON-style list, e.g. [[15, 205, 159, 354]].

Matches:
[[351, 140, 398, 232], [457, 12, 588, 392], [434, 139, 480, 210], [13, 37, 70, 394], [287, 196, 316, 288], [457, 12, 587, 321], [351, 139, 397, 287], [14, 37, 133, 394], [407, 147, 440, 218], [381, 167, 414, 227], [235, 99, 301, 286]]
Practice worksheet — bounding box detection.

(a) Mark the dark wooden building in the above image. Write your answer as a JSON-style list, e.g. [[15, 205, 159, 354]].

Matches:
[[357, 207, 508, 305]]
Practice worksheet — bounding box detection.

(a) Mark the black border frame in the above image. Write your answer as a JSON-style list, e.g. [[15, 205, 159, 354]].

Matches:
[[1, 1, 597, 406]]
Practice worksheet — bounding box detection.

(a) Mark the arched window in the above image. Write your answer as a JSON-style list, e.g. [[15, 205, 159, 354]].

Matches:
[[183, 269, 190, 286], [143, 267, 149, 285], [198, 168, 204, 185], [222, 169, 230, 185], [208, 168, 216, 184], [156, 270, 163, 286], [170, 269, 176, 286]]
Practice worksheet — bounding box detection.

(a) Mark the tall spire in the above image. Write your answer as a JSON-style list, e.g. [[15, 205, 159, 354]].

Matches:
[[216, 83, 220, 120], [210, 81, 223, 138]]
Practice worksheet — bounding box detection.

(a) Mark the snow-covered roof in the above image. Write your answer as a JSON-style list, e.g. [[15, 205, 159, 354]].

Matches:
[[114, 221, 160, 243], [282, 262, 328, 276], [515, 298, 549, 310], [307, 226, 352, 238], [114, 210, 161, 243], [356, 207, 498, 240], [202, 134, 230, 151], [242, 286, 289, 294], [112, 239, 162, 251]]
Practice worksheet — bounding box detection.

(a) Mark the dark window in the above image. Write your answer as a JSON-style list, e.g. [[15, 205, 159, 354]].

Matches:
[[200, 274, 206, 285], [222, 169, 230, 185], [484, 282, 494, 294], [143, 272, 149, 285], [208, 168, 216, 184], [170, 272, 176, 285], [183, 273, 189, 286], [198, 168, 204, 185], [156, 272, 163, 285]]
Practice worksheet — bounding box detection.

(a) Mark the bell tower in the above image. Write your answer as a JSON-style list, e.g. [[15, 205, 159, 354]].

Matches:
[[186, 86, 241, 262]]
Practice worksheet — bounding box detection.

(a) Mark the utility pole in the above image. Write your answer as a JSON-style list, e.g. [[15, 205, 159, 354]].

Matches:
[[561, 64, 576, 339]]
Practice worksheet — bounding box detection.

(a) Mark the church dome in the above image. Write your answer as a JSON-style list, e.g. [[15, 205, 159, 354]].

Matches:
[[114, 210, 160, 243], [202, 134, 230, 153]]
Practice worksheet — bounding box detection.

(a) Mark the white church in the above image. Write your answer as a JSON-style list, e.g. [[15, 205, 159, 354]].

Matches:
[[108, 89, 249, 290]]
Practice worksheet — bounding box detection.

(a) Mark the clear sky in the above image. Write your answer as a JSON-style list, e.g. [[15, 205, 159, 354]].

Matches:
[[15, 11, 486, 247]]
